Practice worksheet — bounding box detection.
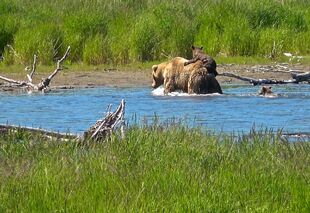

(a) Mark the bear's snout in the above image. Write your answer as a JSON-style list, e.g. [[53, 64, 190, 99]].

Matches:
[[152, 74, 161, 88], [152, 79, 160, 88]]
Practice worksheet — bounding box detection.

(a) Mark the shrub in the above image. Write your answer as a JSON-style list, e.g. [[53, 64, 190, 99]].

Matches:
[[1, 0, 310, 64], [292, 31, 310, 55], [248, 3, 308, 32], [14, 24, 62, 65], [222, 17, 260, 56], [195, 13, 224, 56], [107, 15, 133, 64], [258, 28, 292, 58], [129, 16, 159, 61], [0, 15, 18, 54], [130, 3, 197, 61], [63, 12, 108, 62], [83, 34, 110, 65]]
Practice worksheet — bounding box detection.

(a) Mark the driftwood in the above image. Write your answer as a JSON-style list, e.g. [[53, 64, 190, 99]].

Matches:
[[219, 63, 310, 85], [219, 72, 297, 85], [281, 132, 310, 140], [0, 46, 70, 92], [291, 72, 310, 83], [0, 124, 77, 140], [0, 99, 126, 142], [84, 99, 126, 141]]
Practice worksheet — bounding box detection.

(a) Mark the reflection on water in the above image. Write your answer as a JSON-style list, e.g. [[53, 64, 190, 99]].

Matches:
[[0, 84, 309, 135]]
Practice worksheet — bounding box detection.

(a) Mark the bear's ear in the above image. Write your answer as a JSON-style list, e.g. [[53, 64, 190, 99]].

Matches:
[[200, 46, 203, 50], [191, 45, 195, 50], [152, 65, 158, 73]]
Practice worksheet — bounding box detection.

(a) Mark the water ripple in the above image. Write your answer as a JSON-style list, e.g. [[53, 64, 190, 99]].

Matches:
[[0, 84, 309, 134]]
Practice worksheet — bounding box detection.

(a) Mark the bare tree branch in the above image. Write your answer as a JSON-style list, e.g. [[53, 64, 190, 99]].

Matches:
[[0, 75, 25, 85], [36, 46, 71, 91], [27, 54, 38, 82], [84, 99, 126, 141], [48, 46, 71, 80], [0, 46, 71, 93]]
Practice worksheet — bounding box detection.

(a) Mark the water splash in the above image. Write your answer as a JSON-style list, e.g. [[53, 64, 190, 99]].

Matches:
[[151, 86, 222, 97]]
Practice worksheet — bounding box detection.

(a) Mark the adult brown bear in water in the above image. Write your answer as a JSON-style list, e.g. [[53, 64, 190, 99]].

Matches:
[[152, 57, 222, 94], [184, 45, 218, 77]]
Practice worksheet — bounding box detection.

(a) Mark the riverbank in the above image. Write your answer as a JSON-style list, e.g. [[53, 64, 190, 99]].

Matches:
[[0, 127, 309, 212], [1, 63, 309, 89]]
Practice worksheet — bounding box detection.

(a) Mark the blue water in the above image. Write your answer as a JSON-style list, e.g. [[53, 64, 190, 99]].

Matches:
[[0, 84, 309, 135]]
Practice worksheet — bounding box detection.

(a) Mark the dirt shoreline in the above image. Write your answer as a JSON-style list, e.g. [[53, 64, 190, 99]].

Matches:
[[0, 64, 309, 89]]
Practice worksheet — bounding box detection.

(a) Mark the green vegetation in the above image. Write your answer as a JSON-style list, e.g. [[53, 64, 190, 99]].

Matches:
[[0, 127, 309, 212], [0, 0, 310, 66]]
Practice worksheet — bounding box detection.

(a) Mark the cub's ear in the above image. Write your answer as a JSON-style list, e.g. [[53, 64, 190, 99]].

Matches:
[[152, 65, 158, 73], [200, 46, 203, 50], [191, 45, 195, 50]]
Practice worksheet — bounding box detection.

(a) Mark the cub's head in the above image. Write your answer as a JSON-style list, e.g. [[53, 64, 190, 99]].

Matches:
[[259, 86, 273, 95], [151, 63, 166, 88], [191, 45, 204, 57]]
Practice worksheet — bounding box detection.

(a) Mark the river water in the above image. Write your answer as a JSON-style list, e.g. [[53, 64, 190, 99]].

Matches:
[[0, 84, 309, 135]]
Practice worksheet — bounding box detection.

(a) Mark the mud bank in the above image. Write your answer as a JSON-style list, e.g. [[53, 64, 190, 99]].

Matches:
[[0, 64, 309, 90]]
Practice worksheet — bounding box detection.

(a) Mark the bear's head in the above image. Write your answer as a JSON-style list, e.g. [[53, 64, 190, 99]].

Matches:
[[151, 62, 166, 88], [191, 45, 204, 57], [259, 86, 273, 95]]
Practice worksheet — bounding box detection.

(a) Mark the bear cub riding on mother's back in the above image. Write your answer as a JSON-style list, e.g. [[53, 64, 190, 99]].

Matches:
[[184, 45, 219, 77]]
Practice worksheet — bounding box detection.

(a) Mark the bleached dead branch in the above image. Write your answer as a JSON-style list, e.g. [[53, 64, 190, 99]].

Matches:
[[0, 46, 70, 92]]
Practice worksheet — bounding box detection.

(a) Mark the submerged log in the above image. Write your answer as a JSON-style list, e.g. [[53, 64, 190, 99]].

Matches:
[[0, 99, 126, 142]]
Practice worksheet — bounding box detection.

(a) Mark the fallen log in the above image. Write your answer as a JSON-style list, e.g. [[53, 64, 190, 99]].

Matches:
[[281, 132, 310, 138], [219, 72, 297, 85], [291, 72, 310, 83], [0, 124, 76, 140], [0, 99, 126, 142], [0, 46, 70, 92]]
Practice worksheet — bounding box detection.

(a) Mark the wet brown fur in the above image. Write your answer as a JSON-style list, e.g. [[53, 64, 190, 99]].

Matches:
[[184, 45, 218, 77], [259, 86, 273, 96], [152, 57, 222, 94]]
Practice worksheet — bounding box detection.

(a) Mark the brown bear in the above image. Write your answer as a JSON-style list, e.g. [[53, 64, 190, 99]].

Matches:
[[259, 86, 273, 96], [152, 57, 222, 94], [187, 60, 222, 94], [184, 45, 218, 77]]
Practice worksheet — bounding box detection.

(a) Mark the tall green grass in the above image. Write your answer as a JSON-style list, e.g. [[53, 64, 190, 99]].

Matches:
[[1, 0, 310, 65], [0, 127, 309, 212]]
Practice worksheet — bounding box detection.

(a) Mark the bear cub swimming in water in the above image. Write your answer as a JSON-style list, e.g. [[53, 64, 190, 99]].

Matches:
[[184, 45, 218, 77], [259, 86, 273, 96]]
